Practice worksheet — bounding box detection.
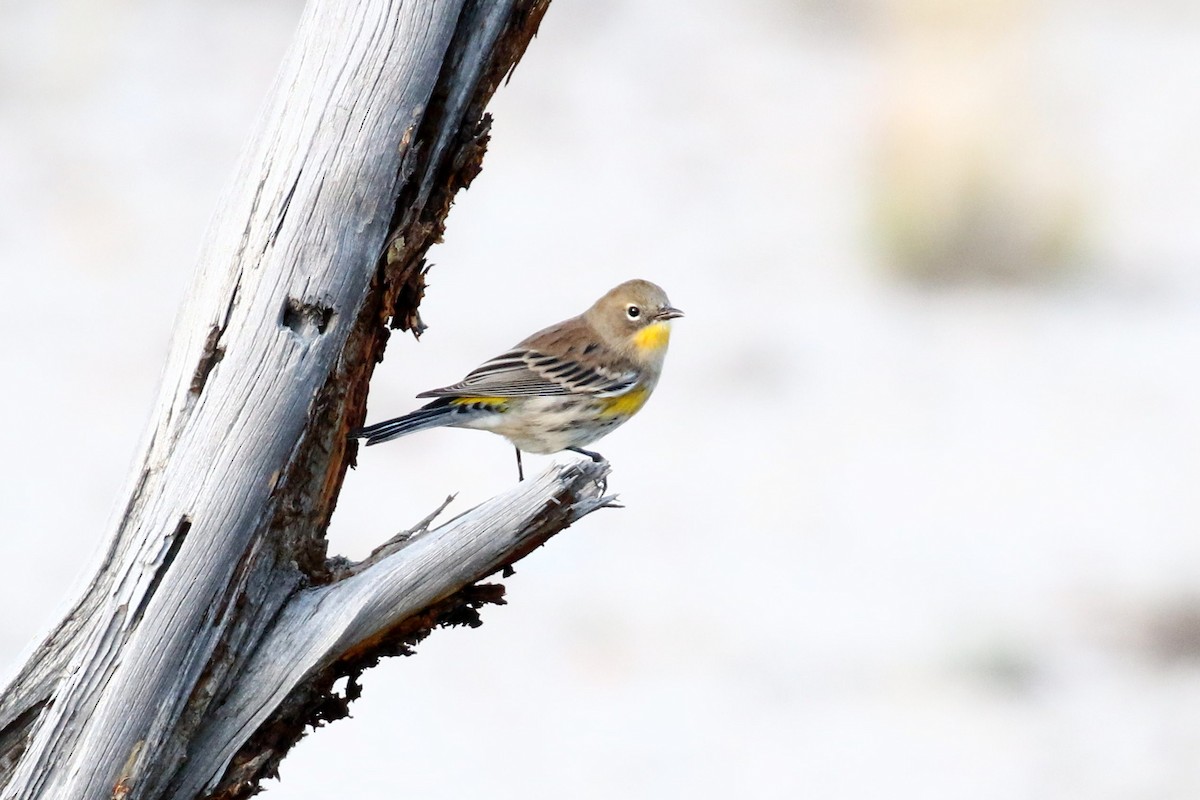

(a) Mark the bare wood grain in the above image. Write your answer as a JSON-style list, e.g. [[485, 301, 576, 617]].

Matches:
[[0, 1, 571, 798], [180, 461, 612, 799]]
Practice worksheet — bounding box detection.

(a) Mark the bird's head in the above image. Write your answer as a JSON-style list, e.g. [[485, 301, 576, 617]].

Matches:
[[586, 279, 684, 365]]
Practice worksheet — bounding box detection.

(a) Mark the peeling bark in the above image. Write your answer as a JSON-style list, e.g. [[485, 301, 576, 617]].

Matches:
[[0, 2, 603, 799]]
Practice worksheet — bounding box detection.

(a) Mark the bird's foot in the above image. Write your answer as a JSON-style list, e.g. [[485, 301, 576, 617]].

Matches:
[[566, 446, 605, 463], [567, 447, 608, 493]]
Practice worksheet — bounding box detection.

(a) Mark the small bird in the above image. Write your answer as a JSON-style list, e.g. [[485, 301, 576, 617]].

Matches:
[[354, 279, 683, 480]]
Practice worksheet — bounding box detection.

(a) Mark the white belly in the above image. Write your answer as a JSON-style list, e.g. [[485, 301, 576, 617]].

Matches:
[[454, 396, 630, 454]]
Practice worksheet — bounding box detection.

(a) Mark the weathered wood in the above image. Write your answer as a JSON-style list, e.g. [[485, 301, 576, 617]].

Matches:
[[182, 461, 610, 799], [0, 1, 603, 799]]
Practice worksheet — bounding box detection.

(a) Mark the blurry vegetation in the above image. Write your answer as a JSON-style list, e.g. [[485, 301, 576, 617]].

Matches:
[[873, 141, 1086, 285], [959, 639, 1041, 694], [870, 0, 1090, 285], [1142, 598, 1200, 665]]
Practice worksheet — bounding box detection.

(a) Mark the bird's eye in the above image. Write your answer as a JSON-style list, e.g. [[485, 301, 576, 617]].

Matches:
[[626, 305, 641, 319]]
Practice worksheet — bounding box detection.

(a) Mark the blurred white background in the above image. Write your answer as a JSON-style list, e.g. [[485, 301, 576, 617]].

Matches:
[[4, 0, 1200, 797]]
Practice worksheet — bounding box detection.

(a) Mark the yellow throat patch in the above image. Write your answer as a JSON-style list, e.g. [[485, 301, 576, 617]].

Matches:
[[632, 321, 671, 353]]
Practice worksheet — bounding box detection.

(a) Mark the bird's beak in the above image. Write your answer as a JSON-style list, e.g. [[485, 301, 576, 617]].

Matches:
[[655, 306, 685, 321]]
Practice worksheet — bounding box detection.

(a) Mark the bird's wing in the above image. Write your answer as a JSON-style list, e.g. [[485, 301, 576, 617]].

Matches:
[[416, 348, 639, 399]]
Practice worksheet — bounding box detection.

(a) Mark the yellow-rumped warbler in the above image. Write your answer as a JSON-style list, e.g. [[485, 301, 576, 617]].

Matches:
[[355, 279, 683, 479]]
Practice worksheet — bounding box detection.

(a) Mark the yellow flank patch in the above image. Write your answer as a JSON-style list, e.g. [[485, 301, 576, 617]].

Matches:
[[450, 396, 508, 407], [632, 321, 671, 353], [600, 385, 649, 417]]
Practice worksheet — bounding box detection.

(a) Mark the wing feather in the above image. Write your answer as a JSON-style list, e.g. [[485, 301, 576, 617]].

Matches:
[[417, 348, 638, 399]]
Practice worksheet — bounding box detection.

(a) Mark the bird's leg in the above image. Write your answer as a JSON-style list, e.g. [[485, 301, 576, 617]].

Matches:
[[567, 447, 607, 494], [514, 447, 524, 481], [567, 446, 604, 462]]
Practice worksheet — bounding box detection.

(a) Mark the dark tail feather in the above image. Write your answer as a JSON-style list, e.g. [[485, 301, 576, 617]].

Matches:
[[354, 401, 455, 446]]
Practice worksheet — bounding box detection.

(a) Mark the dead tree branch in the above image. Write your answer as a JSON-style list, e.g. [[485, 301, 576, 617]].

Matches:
[[0, 2, 614, 799]]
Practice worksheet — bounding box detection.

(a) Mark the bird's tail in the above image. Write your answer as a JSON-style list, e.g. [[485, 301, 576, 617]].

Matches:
[[354, 400, 456, 446]]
